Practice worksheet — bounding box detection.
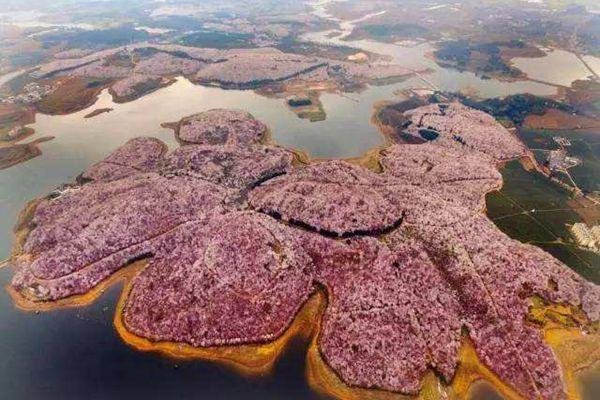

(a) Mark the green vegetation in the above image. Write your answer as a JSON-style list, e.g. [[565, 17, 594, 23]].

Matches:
[[179, 31, 254, 49], [9, 51, 45, 69], [290, 94, 326, 122], [486, 161, 599, 283], [457, 94, 571, 125], [288, 98, 312, 107], [537, 243, 599, 284], [139, 15, 203, 31], [435, 40, 471, 67], [276, 37, 361, 60], [519, 129, 600, 193], [297, 108, 326, 122], [434, 40, 527, 77], [40, 26, 150, 48], [355, 23, 429, 41]]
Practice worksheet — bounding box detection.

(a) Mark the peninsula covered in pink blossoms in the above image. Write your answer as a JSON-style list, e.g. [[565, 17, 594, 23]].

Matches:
[[7, 102, 599, 400]]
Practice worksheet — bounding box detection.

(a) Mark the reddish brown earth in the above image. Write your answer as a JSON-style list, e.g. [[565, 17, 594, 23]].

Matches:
[[0, 103, 36, 143], [7, 104, 600, 400], [499, 45, 546, 62], [0, 136, 53, 170], [564, 80, 600, 116], [0, 103, 34, 127], [567, 197, 600, 225], [523, 108, 600, 130], [83, 108, 113, 119], [36, 77, 107, 115]]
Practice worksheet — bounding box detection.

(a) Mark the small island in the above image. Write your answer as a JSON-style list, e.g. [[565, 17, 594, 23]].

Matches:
[[83, 108, 114, 119]]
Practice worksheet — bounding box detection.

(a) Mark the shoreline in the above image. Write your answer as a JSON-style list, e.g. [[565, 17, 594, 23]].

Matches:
[[5, 145, 599, 400]]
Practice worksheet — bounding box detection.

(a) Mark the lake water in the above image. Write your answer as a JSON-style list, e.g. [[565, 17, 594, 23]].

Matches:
[[0, 268, 323, 400], [1, 1, 599, 399], [0, 84, 333, 400], [512, 48, 598, 86]]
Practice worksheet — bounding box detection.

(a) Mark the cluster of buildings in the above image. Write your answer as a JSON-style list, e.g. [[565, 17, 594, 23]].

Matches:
[[1, 82, 54, 105], [547, 136, 580, 171], [553, 136, 571, 147], [547, 148, 580, 171], [570, 223, 600, 251]]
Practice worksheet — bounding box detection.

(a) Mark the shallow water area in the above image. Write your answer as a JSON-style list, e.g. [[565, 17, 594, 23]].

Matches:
[[468, 381, 505, 400], [0, 68, 29, 89], [512, 48, 598, 87], [302, 21, 558, 98], [578, 366, 600, 400], [0, 264, 324, 399], [1, 1, 600, 398], [0, 75, 397, 256]]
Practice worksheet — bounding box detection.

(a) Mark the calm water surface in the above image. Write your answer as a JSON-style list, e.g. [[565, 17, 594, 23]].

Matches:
[[512, 48, 599, 86], [0, 76, 392, 400], [1, 2, 599, 398], [468, 381, 505, 400]]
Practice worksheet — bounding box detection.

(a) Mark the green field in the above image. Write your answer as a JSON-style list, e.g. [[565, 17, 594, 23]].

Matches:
[[486, 161, 600, 283], [179, 31, 254, 49], [519, 128, 600, 194], [354, 23, 429, 42]]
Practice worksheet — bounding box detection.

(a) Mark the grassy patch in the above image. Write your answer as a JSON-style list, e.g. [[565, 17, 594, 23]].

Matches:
[[486, 161, 599, 282], [178, 31, 254, 49], [352, 23, 429, 42], [276, 37, 361, 60], [492, 213, 556, 243], [40, 26, 150, 48], [434, 40, 526, 77], [519, 129, 600, 193], [458, 94, 571, 125], [536, 243, 600, 284]]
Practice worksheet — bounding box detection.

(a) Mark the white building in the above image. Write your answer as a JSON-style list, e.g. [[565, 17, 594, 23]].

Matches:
[[570, 223, 597, 249], [591, 226, 600, 244]]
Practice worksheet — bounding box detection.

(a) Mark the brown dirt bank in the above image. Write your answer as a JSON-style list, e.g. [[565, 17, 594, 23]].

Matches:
[[500, 45, 546, 62], [0, 103, 35, 127], [108, 76, 176, 104], [36, 77, 108, 115], [523, 109, 600, 130], [5, 103, 600, 400], [84, 108, 113, 119], [6, 160, 599, 400], [115, 285, 325, 377], [307, 293, 599, 400], [0, 136, 53, 170]]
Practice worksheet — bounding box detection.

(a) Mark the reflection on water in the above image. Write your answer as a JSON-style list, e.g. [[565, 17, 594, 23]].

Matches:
[[512, 48, 598, 87], [0, 68, 28, 89], [0, 75, 396, 258], [6, 61, 563, 261], [469, 381, 505, 400], [0, 74, 400, 400], [302, 6, 559, 98], [0, 268, 324, 400], [1, 1, 599, 398], [30, 78, 389, 160], [579, 365, 600, 400]]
